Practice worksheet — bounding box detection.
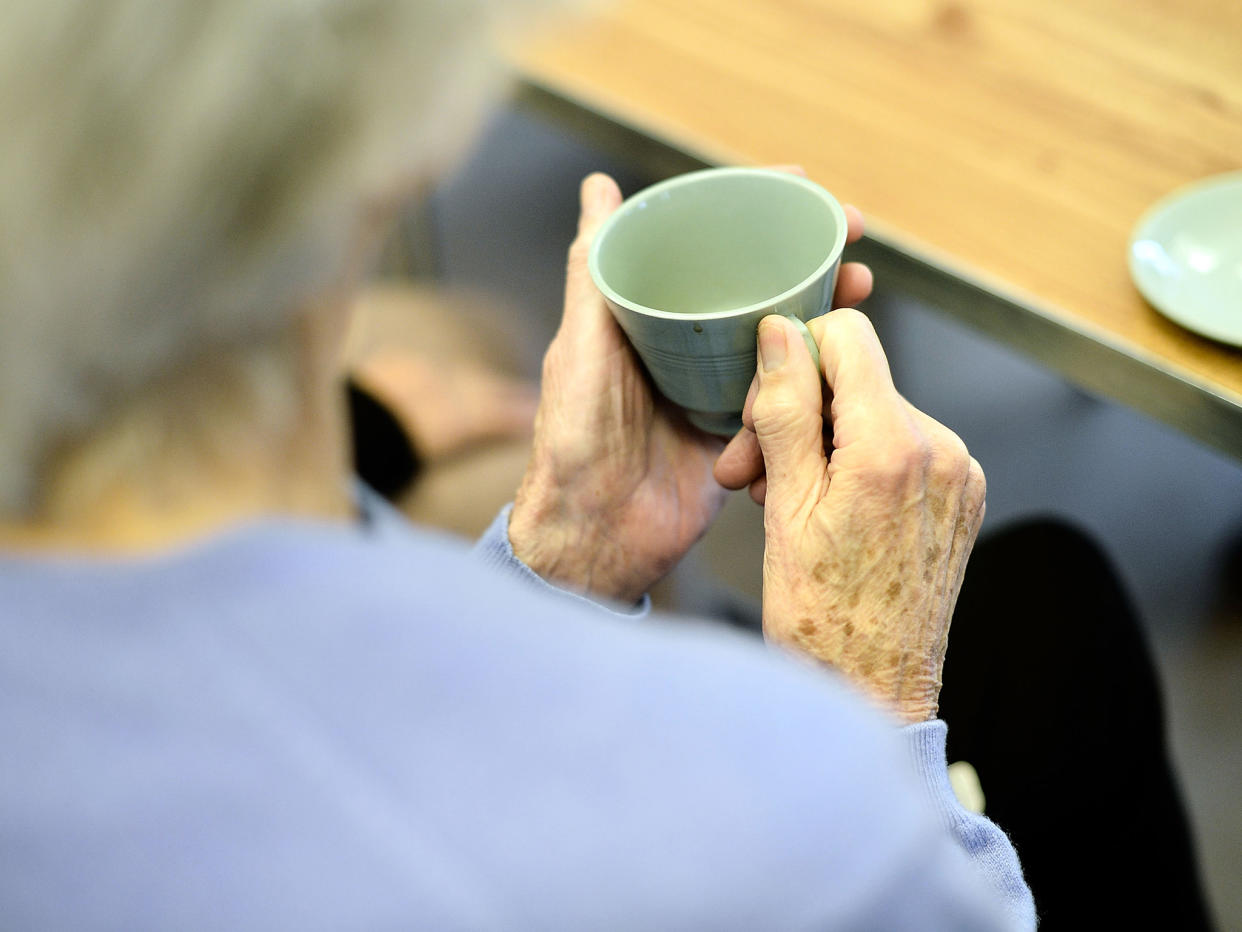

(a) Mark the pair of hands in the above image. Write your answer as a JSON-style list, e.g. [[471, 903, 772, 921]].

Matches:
[[509, 172, 986, 724]]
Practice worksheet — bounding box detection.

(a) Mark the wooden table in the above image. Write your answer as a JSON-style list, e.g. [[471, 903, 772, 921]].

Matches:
[[505, 0, 1242, 460]]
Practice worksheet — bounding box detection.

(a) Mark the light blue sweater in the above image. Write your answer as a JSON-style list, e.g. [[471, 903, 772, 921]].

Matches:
[[0, 495, 1034, 929]]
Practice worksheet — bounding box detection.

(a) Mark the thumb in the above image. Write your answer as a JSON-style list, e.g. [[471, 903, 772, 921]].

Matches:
[[577, 172, 622, 238], [560, 173, 623, 336], [750, 316, 828, 518]]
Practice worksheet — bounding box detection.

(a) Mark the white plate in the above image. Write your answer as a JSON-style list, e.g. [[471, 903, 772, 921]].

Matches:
[[1128, 171, 1242, 346]]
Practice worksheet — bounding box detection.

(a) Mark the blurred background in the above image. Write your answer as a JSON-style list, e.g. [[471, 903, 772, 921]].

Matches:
[[383, 98, 1242, 929]]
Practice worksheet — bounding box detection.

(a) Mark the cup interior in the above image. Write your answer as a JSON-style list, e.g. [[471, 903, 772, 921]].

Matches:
[[592, 170, 844, 317]]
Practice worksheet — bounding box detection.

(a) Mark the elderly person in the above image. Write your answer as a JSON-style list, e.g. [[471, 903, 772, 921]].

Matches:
[[0, 0, 1033, 928]]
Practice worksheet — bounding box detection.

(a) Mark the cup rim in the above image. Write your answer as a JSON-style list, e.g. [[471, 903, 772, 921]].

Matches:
[[587, 166, 849, 321]]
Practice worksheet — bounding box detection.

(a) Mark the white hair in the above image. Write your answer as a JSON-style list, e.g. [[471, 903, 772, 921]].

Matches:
[[0, 0, 548, 516]]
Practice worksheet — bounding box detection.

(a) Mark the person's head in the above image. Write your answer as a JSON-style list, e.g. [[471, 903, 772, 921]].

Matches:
[[0, 0, 549, 519]]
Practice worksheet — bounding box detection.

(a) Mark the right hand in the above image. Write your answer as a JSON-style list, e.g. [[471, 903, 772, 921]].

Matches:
[[714, 310, 986, 724]]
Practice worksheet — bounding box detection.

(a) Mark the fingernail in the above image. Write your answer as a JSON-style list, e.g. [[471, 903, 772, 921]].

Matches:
[[758, 318, 787, 372]]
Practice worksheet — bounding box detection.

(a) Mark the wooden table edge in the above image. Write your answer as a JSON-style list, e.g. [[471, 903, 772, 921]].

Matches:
[[510, 77, 1242, 464]]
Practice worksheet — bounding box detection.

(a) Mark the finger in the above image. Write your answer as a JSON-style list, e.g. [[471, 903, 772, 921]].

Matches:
[[942, 457, 986, 617], [844, 204, 865, 244], [714, 371, 766, 493], [714, 425, 763, 490], [802, 309, 913, 467], [576, 172, 622, 239], [749, 474, 767, 506], [749, 316, 829, 521], [832, 262, 873, 309], [897, 400, 987, 612], [741, 370, 760, 432], [562, 173, 623, 332], [809, 308, 901, 411], [904, 399, 988, 537]]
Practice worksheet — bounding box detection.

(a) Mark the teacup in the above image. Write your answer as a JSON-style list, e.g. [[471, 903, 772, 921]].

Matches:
[[588, 166, 846, 435]]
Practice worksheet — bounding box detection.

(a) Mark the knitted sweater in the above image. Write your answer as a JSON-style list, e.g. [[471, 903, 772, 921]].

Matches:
[[0, 495, 1034, 929]]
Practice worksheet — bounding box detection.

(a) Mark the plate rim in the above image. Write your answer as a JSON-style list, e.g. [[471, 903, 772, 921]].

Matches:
[[1128, 169, 1242, 348]]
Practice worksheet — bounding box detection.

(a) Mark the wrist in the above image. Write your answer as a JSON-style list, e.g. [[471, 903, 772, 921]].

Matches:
[[890, 694, 941, 725], [839, 668, 943, 725], [779, 641, 942, 725], [476, 506, 652, 617], [509, 477, 647, 605], [763, 595, 944, 726]]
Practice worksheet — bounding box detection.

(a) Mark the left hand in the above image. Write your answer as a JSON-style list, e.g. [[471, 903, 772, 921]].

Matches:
[[509, 171, 872, 603]]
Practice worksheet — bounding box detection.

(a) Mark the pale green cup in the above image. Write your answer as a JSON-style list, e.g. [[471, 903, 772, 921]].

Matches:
[[588, 167, 847, 435]]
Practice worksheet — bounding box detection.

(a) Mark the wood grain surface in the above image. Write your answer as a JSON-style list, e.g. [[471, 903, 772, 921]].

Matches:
[[507, 0, 1242, 411]]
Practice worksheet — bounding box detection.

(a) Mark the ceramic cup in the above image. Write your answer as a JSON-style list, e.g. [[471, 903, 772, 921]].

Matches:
[[588, 166, 847, 435]]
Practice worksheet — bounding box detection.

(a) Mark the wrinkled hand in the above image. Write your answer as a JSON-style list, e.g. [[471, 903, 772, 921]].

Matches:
[[715, 311, 986, 723], [509, 174, 728, 603]]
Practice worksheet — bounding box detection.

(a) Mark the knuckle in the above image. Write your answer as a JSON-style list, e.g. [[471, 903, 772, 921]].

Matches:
[[874, 418, 977, 492], [897, 428, 935, 473], [751, 385, 806, 435], [966, 456, 987, 506], [813, 306, 875, 352], [828, 306, 874, 334], [927, 430, 971, 483], [865, 431, 931, 486]]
